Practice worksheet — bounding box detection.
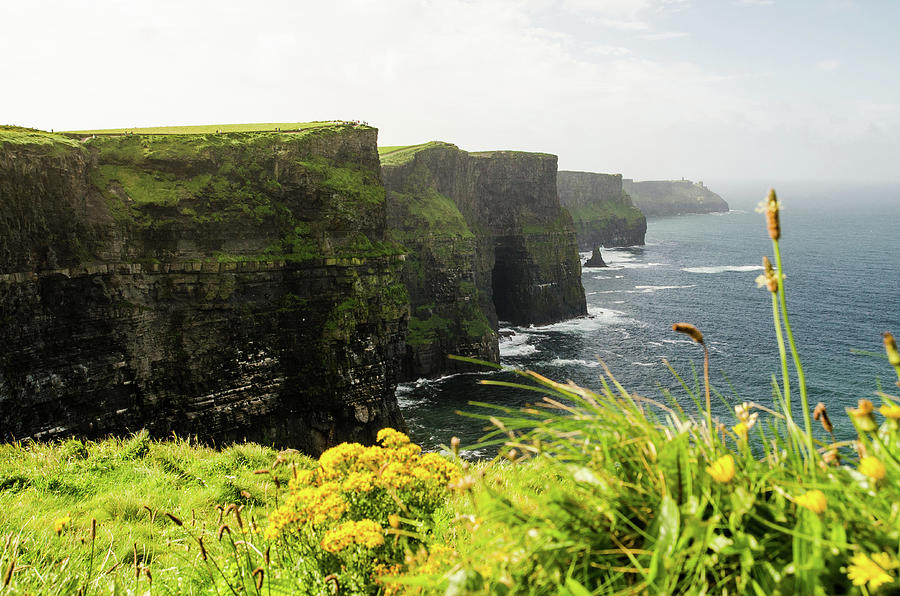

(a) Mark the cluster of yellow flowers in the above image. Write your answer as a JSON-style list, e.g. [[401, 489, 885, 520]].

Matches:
[[320, 519, 385, 553], [265, 428, 461, 546]]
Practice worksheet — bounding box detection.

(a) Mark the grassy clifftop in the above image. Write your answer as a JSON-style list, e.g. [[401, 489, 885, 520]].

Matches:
[[378, 141, 458, 166], [66, 121, 365, 135]]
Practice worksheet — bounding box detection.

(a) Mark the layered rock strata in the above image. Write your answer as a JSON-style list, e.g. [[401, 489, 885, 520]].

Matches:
[[623, 179, 729, 216], [557, 171, 646, 249], [381, 142, 587, 379], [0, 125, 408, 454]]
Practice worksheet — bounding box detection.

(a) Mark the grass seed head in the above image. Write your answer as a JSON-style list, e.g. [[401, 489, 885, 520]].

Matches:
[[884, 332, 900, 366], [672, 323, 704, 345], [813, 402, 834, 433], [762, 188, 781, 240], [164, 513, 183, 527]]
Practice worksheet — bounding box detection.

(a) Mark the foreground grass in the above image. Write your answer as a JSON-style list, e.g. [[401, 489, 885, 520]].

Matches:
[[0, 433, 312, 593]]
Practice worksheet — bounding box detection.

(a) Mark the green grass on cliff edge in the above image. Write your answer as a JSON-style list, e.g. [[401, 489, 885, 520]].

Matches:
[[378, 142, 556, 167], [0, 127, 81, 153], [378, 141, 458, 166], [66, 121, 367, 135]]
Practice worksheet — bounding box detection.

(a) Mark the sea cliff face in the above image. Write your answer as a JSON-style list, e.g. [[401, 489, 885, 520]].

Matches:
[[557, 171, 646, 249], [0, 125, 408, 454], [381, 142, 587, 379], [622, 179, 729, 216]]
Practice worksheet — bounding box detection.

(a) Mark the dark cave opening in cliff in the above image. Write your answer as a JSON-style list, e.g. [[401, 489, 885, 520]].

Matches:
[[491, 238, 527, 326]]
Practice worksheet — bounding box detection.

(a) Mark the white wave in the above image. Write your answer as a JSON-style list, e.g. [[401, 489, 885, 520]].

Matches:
[[545, 357, 602, 369], [526, 306, 642, 334], [617, 262, 666, 269], [631, 361, 657, 367], [592, 274, 626, 280], [611, 300, 625, 304], [682, 265, 763, 274], [634, 285, 695, 291], [594, 284, 694, 295], [499, 331, 539, 357]]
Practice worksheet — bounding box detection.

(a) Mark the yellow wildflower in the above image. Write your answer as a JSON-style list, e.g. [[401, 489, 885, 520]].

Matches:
[[732, 422, 749, 441], [872, 552, 900, 571], [849, 399, 877, 432], [53, 515, 71, 535], [859, 456, 886, 482], [706, 455, 735, 483], [320, 519, 384, 553], [388, 514, 400, 529], [342, 471, 376, 493], [794, 489, 827, 514], [847, 552, 895, 590], [377, 428, 411, 450], [319, 442, 365, 480], [880, 404, 900, 419]]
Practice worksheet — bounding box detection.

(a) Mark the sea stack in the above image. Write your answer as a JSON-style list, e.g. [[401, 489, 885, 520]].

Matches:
[[584, 247, 607, 268]]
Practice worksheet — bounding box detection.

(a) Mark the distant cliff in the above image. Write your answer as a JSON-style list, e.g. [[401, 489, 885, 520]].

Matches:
[[557, 171, 646, 249], [622, 179, 729, 216], [0, 124, 408, 454], [381, 142, 586, 379]]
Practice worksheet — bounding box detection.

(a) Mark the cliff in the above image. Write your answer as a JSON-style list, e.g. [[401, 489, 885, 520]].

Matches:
[[0, 124, 408, 455], [381, 142, 586, 379], [557, 171, 646, 249], [622, 179, 729, 216]]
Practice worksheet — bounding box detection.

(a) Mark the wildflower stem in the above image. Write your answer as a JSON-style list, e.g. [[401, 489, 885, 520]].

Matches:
[[770, 293, 791, 413], [772, 239, 815, 462], [703, 344, 712, 446]]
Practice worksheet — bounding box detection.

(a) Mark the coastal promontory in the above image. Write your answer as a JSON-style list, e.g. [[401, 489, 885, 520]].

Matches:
[[623, 178, 729, 216]]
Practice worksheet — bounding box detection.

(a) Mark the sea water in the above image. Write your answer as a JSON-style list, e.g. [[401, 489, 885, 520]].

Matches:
[[397, 187, 900, 454]]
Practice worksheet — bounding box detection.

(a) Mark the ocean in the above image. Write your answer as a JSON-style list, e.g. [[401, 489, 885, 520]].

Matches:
[[397, 186, 900, 455]]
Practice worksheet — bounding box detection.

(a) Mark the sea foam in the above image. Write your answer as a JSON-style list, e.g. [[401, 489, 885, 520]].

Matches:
[[682, 265, 763, 274]]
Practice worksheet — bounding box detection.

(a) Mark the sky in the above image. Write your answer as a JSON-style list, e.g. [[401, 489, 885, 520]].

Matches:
[[3, 0, 899, 188]]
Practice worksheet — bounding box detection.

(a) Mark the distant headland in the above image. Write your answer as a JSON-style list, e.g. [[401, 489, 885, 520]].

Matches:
[[623, 178, 729, 216]]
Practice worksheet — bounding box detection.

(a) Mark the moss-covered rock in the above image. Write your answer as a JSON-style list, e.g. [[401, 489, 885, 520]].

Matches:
[[0, 125, 408, 455]]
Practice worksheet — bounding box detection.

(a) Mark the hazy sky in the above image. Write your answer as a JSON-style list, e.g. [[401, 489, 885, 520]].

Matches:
[[3, 0, 899, 186]]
